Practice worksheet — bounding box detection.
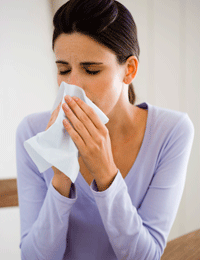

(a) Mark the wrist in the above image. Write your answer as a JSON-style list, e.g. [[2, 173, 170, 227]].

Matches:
[[52, 169, 72, 198], [52, 166, 71, 180], [95, 167, 118, 192]]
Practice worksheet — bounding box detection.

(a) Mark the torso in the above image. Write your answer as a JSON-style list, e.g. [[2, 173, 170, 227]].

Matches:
[[78, 107, 148, 186]]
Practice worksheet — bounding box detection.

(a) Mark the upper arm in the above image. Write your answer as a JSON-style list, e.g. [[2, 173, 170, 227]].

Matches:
[[16, 117, 48, 246], [138, 114, 195, 254]]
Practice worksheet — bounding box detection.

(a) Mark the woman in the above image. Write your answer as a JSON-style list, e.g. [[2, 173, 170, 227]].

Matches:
[[16, 0, 195, 259]]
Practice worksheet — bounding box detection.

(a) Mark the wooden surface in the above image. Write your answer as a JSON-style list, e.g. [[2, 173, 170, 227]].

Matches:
[[0, 178, 18, 208], [161, 229, 200, 260]]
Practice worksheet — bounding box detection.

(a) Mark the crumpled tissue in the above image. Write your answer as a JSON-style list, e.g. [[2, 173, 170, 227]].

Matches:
[[24, 81, 109, 183]]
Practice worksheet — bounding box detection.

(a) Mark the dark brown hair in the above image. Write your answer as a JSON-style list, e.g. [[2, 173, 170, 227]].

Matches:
[[52, 0, 140, 104]]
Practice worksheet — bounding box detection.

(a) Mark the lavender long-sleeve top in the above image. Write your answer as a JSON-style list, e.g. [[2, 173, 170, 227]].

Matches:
[[16, 102, 195, 260]]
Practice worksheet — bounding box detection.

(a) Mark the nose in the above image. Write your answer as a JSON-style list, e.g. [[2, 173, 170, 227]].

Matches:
[[67, 70, 82, 88], [59, 70, 91, 100]]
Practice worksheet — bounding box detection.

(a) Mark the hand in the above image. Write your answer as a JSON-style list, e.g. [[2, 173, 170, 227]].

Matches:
[[45, 101, 62, 131], [45, 100, 70, 176], [62, 95, 118, 180]]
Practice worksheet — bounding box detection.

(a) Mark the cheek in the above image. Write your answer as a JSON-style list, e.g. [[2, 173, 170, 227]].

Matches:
[[57, 75, 68, 87], [101, 73, 122, 98], [98, 71, 121, 96], [94, 79, 120, 112]]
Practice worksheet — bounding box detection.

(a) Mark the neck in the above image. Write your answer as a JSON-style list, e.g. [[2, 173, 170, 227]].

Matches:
[[106, 97, 138, 143]]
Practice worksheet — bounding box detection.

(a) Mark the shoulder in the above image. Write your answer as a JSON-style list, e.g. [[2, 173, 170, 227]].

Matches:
[[16, 110, 51, 141], [149, 105, 195, 170], [150, 104, 194, 140]]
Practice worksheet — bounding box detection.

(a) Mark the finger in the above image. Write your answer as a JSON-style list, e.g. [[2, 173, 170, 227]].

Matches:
[[46, 101, 62, 131], [65, 96, 102, 144], [65, 96, 105, 141], [63, 117, 86, 155], [47, 101, 62, 129], [68, 99, 96, 131], [52, 101, 61, 115], [72, 97, 105, 132], [62, 102, 93, 145], [57, 101, 62, 111]]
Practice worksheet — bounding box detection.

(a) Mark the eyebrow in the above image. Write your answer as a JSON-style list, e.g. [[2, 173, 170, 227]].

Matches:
[[55, 60, 103, 66]]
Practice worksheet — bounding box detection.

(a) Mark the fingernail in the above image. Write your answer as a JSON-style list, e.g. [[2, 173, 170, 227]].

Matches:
[[65, 96, 72, 102], [73, 96, 79, 101]]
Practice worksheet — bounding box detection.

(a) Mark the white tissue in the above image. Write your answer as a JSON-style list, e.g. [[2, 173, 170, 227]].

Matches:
[[24, 81, 109, 183]]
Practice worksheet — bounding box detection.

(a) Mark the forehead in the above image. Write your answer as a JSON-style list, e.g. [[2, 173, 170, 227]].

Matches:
[[54, 32, 117, 64]]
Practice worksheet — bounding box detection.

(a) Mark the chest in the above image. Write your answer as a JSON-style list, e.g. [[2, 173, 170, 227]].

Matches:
[[78, 124, 146, 186]]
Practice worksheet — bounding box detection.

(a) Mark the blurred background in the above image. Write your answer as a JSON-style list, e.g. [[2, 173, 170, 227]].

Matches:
[[0, 0, 199, 259]]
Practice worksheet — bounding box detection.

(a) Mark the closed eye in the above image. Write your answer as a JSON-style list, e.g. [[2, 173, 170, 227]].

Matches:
[[59, 70, 100, 76]]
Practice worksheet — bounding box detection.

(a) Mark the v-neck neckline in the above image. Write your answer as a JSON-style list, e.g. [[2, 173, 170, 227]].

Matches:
[[75, 102, 152, 200]]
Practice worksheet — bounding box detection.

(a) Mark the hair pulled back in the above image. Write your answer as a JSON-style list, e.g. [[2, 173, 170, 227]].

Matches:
[[52, 0, 140, 105]]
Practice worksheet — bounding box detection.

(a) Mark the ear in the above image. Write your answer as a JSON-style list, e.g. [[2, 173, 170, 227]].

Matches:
[[123, 56, 139, 85]]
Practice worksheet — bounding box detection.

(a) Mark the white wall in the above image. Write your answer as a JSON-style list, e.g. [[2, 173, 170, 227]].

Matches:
[[0, 0, 56, 259], [121, 0, 200, 241], [0, 0, 199, 259], [0, 0, 57, 180]]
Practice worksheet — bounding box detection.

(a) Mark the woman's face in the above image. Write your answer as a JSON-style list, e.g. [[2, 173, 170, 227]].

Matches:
[[54, 32, 129, 116]]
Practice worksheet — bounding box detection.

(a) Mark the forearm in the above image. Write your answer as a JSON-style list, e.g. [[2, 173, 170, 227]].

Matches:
[[52, 168, 72, 198], [91, 170, 161, 260], [20, 168, 76, 260], [20, 178, 76, 260]]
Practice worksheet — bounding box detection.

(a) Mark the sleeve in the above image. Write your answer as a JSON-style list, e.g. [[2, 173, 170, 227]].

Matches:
[[89, 113, 195, 260], [16, 116, 77, 260]]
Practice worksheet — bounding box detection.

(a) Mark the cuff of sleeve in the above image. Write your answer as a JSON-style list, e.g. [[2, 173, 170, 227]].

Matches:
[[90, 169, 123, 197], [49, 177, 77, 203]]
